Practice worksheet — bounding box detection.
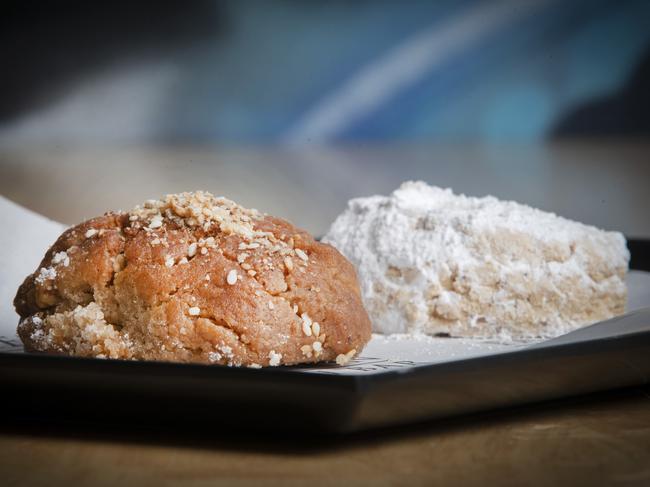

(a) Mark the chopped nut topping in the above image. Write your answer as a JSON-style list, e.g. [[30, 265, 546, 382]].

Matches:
[[188, 306, 201, 316], [300, 345, 312, 358], [335, 349, 356, 366], [227, 269, 238, 285], [129, 192, 268, 246]]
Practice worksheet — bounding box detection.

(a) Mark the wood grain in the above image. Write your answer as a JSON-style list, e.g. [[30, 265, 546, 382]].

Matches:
[[2, 388, 649, 486]]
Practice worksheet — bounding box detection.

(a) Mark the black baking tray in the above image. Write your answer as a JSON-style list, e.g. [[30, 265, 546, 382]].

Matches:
[[1, 239, 649, 433]]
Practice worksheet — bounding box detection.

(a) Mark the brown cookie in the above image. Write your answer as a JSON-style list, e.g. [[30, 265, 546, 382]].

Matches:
[[15, 192, 371, 367]]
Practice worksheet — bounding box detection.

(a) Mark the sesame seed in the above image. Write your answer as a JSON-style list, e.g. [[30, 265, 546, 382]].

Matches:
[[129, 215, 138, 221], [300, 345, 312, 357], [312, 322, 320, 336], [179, 257, 188, 264], [205, 274, 210, 281], [302, 321, 312, 336], [268, 301, 274, 310], [188, 306, 200, 316], [187, 243, 197, 257], [292, 305, 298, 314], [248, 363, 262, 369], [312, 341, 322, 353], [237, 253, 248, 263], [151, 238, 161, 245], [268, 350, 282, 366], [85, 229, 97, 238], [165, 256, 174, 267], [200, 247, 208, 255], [227, 269, 238, 285], [284, 256, 294, 271], [247, 269, 256, 276], [295, 248, 308, 261]]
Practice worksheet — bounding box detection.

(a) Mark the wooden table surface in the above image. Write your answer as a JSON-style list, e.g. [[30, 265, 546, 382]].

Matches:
[[1, 388, 649, 486], [1, 142, 649, 485]]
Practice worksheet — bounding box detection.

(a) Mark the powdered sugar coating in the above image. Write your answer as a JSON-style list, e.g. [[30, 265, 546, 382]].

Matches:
[[324, 181, 629, 340]]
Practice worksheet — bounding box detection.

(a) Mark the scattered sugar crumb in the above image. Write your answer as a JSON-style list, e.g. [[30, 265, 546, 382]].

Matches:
[[35, 267, 56, 284], [52, 251, 70, 267]]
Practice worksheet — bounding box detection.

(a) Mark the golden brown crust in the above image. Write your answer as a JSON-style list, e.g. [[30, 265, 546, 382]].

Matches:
[[15, 192, 371, 366]]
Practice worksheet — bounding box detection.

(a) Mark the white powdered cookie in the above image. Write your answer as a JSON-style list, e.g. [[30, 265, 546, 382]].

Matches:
[[324, 181, 629, 340]]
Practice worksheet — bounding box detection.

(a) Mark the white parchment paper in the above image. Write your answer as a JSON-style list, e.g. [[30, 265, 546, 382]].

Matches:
[[1, 195, 649, 375]]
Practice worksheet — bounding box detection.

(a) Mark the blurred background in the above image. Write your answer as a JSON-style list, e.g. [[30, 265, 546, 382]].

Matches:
[[0, 0, 649, 236]]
